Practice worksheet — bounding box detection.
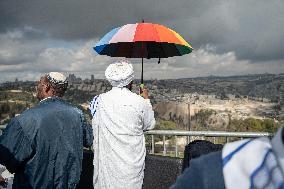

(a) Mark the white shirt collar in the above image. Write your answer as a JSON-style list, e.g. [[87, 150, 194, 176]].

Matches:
[[112, 87, 129, 91], [40, 96, 58, 102]]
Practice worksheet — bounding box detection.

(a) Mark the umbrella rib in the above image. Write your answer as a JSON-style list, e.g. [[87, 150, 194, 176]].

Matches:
[[159, 42, 167, 59], [152, 25, 166, 59], [130, 42, 135, 58]]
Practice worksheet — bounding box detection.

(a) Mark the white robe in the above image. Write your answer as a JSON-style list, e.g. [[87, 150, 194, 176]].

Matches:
[[90, 87, 155, 189]]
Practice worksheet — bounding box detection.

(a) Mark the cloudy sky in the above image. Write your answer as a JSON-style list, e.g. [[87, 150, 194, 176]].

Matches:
[[0, 0, 284, 82]]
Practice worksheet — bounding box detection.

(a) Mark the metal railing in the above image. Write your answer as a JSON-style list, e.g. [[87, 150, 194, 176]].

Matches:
[[0, 125, 274, 158], [144, 130, 273, 157]]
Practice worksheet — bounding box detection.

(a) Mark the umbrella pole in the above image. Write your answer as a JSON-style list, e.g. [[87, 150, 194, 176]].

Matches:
[[140, 39, 144, 95], [141, 57, 144, 84], [141, 19, 144, 84], [139, 57, 144, 95]]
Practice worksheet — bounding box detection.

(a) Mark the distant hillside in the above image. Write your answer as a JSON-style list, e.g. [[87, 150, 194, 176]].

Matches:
[[146, 73, 284, 103], [1, 73, 283, 103], [1, 73, 283, 130]]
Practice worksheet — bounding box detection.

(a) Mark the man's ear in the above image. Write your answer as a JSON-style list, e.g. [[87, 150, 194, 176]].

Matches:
[[44, 84, 51, 93]]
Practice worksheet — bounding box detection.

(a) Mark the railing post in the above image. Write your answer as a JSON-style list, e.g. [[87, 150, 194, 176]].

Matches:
[[144, 130, 273, 157], [151, 135, 154, 154], [175, 135, 178, 157], [163, 135, 166, 156]]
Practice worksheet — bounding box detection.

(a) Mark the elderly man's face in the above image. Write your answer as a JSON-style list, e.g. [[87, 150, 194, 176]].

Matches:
[[36, 77, 48, 101]]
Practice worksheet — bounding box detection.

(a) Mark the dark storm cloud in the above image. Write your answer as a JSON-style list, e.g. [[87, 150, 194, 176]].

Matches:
[[0, 0, 284, 64], [0, 0, 177, 39]]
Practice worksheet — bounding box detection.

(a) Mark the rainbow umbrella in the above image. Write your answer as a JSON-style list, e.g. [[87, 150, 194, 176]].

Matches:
[[94, 22, 193, 83]]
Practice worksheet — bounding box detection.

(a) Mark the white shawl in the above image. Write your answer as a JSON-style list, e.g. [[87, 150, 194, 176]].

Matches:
[[222, 127, 284, 189]]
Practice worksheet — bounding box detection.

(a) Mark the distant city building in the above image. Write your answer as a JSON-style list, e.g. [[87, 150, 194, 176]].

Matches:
[[67, 74, 77, 83], [84, 79, 91, 84], [67, 74, 82, 84], [91, 75, 95, 82]]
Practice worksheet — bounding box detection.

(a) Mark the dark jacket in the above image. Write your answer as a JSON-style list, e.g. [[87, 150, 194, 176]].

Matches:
[[170, 151, 225, 189], [0, 97, 93, 189]]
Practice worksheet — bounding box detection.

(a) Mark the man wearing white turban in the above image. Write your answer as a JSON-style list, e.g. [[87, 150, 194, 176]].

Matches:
[[89, 60, 156, 189]]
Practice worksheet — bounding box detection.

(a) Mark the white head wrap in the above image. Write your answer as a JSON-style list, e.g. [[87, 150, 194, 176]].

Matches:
[[46, 72, 68, 85], [105, 60, 134, 87]]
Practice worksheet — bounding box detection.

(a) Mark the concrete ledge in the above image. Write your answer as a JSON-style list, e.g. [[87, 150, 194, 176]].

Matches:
[[76, 151, 183, 189], [143, 155, 183, 189]]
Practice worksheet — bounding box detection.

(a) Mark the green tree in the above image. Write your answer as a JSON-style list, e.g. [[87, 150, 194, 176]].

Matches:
[[151, 120, 177, 142], [154, 120, 177, 130], [228, 118, 281, 133], [193, 109, 216, 130]]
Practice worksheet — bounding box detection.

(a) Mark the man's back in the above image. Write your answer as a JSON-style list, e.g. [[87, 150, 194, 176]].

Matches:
[[100, 87, 152, 134], [92, 87, 155, 189], [0, 97, 92, 189]]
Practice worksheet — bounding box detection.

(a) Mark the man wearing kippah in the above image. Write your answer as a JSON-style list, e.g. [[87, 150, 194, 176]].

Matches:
[[0, 72, 93, 189], [89, 60, 156, 189]]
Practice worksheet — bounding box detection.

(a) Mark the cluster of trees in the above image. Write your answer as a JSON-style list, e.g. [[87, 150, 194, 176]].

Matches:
[[64, 89, 94, 104], [145, 120, 177, 144], [0, 102, 30, 124], [0, 91, 36, 124], [0, 91, 37, 103], [191, 109, 217, 130], [188, 109, 281, 133], [228, 118, 281, 133], [154, 120, 177, 130]]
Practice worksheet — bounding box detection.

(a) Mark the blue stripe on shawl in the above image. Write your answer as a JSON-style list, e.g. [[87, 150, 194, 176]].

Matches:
[[249, 149, 284, 189], [249, 149, 272, 189], [89, 96, 99, 117], [222, 139, 253, 167]]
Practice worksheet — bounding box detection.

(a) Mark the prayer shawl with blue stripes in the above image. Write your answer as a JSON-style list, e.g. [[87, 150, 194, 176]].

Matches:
[[222, 127, 284, 189]]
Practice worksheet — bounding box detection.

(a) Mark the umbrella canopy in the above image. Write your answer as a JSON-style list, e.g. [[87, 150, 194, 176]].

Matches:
[[94, 23, 193, 59]]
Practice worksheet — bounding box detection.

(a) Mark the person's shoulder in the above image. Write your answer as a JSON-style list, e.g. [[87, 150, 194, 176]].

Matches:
[[60, 100, 84, 115], [98, 91, 108, 98], [121, 89, 145, 101], [192, 151, 224, 186], [39, 98, 83, 116], [97, 90, 113, 99], [16, 103, 41, 119], [171, 151, 224, 189], [104, 88, 141, 100], [8, 106, 40, 137], [127, 91, 152, 107], [193, 150, 222, 166], [129, 90, 144, 100]]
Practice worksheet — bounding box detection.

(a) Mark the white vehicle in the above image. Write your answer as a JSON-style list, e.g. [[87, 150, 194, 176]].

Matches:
[[0, 165, 13, 189]]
